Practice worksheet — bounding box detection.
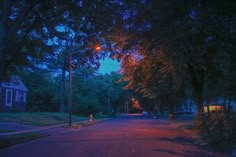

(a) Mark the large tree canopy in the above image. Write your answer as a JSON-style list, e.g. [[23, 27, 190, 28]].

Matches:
[[1, 0, 235, 124], [0, 0, 120, 80], [106, 0, 236, 122], [0, 0, 52, 79]]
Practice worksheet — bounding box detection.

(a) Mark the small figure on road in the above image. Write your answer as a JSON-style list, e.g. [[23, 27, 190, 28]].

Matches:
[[89, 114, 94, 124]]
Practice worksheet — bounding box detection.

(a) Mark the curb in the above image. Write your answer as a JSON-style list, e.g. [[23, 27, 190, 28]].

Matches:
[[0, 123, 65, 136], [0, 118, 112, 136]]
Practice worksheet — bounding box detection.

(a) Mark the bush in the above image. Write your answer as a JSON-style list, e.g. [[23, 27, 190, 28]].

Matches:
[[233, 116, 236, 144], [28, 105, 40, 112], [200, 111, 234, 151]]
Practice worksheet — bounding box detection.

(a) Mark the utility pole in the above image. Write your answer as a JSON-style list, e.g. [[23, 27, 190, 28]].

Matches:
[[67, 43, 101, 126], [108, 88, 110, 111], [68, 51, 72, 126]]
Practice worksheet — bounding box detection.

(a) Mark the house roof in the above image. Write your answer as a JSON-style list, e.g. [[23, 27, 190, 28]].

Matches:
[[0, 76, 28, 92]]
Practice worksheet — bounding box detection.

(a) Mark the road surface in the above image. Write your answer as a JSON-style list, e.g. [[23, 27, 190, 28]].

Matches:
[[0, 114, 225, 157]]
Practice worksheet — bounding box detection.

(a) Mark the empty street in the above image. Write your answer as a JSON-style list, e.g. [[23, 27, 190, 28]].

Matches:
[[0, 115, 225, 157]]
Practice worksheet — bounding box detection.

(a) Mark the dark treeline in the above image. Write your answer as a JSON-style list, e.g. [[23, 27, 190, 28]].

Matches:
[[19, 68, 132, 115]]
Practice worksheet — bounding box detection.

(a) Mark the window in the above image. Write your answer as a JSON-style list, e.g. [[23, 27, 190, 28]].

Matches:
[[15, 91, 26, 102], [5, 89, 13, 106]]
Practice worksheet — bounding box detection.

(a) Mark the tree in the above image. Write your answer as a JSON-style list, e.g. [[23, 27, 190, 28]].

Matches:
[[20, 69, 60, 111], [119, 47, 186, 119], [0, 0, 122, 111], [0, 0, 59, 80], [107, 0, 236, 125], [0, 0, 115, 80]]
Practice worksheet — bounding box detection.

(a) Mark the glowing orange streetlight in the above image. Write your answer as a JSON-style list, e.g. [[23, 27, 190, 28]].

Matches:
[[95, 45, 102, 52]]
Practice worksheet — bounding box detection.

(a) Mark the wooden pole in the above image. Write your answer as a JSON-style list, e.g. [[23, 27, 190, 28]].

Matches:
[[68, 51, 72, 126]]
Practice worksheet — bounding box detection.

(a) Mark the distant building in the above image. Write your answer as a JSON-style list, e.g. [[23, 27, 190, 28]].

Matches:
[[203, 98, 236, 113], [0, 76, 28, 112], [204, 104, 223, 112]]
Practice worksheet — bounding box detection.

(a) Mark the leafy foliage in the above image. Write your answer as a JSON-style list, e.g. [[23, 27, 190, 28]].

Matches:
[[200, 111, 234, 151], [71, 70, 131, 115], [0, 0, 56, 80], [107, 0, 236, 122], [1, 1, 236, 150], [20, 70, 60, 112], [0, 0, 119, 80], [19, 68, 130, 115]]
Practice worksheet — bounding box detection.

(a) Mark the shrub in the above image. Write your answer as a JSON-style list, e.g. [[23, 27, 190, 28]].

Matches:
[[28, 105, 40, 112], [200, 111, 233, 151], [232, 115, 236, 144]]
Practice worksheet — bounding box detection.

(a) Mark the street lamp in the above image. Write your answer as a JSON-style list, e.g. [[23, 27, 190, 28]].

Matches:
[[68, 43, 102, 126], [95, 45, 102, 51]]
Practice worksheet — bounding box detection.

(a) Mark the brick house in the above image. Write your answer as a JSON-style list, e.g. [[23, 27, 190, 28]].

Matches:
[[0, 76, 28, 112]]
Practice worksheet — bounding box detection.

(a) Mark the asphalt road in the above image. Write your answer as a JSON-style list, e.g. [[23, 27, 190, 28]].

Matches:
[[0, 114, 225, 157]]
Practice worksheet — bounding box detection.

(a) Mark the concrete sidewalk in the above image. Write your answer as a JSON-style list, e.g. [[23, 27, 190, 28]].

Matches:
[[0, 118, 110, 136]]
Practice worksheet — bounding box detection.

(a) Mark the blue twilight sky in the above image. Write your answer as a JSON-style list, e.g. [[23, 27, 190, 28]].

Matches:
[[98, 58, 120, 74]]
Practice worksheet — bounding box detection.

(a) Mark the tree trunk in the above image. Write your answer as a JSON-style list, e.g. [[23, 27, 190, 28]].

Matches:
[[207, 104, 210, 117], [187, 61, 205, 127], [206, 98, 211, 118], [197, 103, 204, 126], [0, 0, 11, 79], [159, 103, 164, 116], [227, 98, 232, 113], [59, 62, 66, 113], [222, 97, 227, 112], [107, 88, 111, 112], [0, 0, 10, 48], [169, 103, 175, 120]]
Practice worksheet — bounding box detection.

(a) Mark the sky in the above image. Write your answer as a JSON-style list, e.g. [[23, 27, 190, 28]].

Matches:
[[98, 57, 120, 74]]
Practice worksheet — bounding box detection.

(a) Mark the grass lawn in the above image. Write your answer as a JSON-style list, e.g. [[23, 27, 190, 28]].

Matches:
[[0, 112, 88, 126], [0, 132, 49, 149]]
